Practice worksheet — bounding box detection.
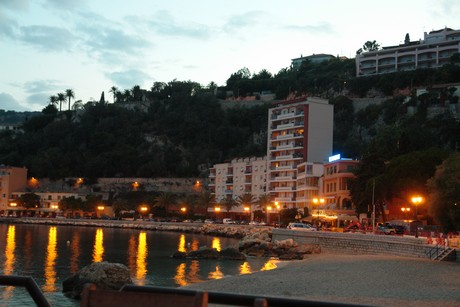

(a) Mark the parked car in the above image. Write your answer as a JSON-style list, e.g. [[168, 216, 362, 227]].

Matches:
[[287, 222, 316, 231], [377, 223, 396, 235], [204, 219, 215, 224], [223, 218, 237, 224]]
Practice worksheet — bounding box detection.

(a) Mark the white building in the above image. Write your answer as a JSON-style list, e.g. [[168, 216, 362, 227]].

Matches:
[[208, 157, 267, 213], [267, 97, 333, 212], [355, 27, 460, 77]]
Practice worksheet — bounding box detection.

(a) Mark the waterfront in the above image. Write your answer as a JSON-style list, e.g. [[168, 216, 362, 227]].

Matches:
[[0, 223, 278, 306]]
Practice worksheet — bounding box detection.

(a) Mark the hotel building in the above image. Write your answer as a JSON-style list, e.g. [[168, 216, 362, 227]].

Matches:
[[355, 27, 460, 77], [267, 97, 333, 214]]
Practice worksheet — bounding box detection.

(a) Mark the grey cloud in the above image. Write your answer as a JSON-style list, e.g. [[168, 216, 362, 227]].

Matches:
[[144, 10, 210, 39], [44, 0, 88, 10], [26, 92, 51, 107], [285, 22, 334, 33], [0, 0, 29, 11], [19, 25, 77, 51], [0, 92, 31, 111], [0, 12, 18, 39], [224, 11, 264, 32], [23, 80, 62, 94], [84, 27, 150, 52], [106, 69, 150, 89]]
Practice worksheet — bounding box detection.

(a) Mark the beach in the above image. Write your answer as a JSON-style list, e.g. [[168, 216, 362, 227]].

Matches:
[[184, 253, 460, 307]]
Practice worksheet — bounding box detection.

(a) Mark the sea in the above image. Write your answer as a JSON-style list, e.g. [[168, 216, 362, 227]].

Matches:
[[0, 223, 278, 306]]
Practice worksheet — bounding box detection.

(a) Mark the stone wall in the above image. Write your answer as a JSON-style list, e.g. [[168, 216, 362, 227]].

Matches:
[[272, 229, 437, 259]]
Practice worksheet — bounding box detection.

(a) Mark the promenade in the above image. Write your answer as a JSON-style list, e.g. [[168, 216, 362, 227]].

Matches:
[[184, 253, 460, 307]]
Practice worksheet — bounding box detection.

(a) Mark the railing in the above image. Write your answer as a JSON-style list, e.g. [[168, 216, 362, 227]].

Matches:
[[0, 275, 51, 307], [425, 244, 445, 260]]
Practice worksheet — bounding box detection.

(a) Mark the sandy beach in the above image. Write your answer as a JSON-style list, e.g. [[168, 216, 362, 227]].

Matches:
[[184, 253, 460, 307]]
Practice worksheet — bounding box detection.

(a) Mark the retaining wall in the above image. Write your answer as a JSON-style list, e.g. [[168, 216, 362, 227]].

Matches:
[[272, 229, 449, 259]]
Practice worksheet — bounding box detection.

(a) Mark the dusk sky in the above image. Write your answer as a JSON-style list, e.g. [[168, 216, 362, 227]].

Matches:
[[1, 0, 459, 112]]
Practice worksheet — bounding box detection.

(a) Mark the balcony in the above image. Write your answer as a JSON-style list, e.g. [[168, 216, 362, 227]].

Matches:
[[274, 186, 295, 192]]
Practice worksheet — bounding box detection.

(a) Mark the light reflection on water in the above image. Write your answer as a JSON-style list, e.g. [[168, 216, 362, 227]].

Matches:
[[0, 223, 279, 306]]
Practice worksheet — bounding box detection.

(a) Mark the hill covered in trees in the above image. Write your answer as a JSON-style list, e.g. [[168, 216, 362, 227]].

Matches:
[[1, 56, 460, 182]]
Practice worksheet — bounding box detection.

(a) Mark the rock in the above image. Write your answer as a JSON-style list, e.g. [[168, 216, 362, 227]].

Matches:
[[219, 247, 246, 260], [187, 247, 220, 259], [62, 261, 132, 299], [171, 251, 187, 258]]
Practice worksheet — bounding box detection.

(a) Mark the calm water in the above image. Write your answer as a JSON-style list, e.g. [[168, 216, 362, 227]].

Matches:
[[0, 223, 278, 306]]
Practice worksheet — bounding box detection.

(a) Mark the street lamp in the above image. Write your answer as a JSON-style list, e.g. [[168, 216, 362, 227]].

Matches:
[[214, 207, 220, 220], [244, 206, 250, 222], [312, 198, 325, 227], [411, 196, 422, 238], [97, 205, 104, 218], [275, 201, 281, 227], [266, 206, 272, 225]]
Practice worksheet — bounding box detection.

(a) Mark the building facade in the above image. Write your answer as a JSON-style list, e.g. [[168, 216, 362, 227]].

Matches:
[[208, 157, 267, 213], [0, 166, 27, 211], [267, 97, 333, 213], [355, 27, 460, 77], [291, 54, 335, 70]]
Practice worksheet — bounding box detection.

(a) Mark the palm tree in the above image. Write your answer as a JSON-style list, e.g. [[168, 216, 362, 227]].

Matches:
[[48, 95, 58, 107], [72, 100, 83, 111], [236, 193, 256, 210], [179, 194, 198, 216], [154, 192, 176, 213], [256, 194, 272, 210], [57, 92, 66, 112], [221, 197, 237, 216], [198, 191, 215, 216], [65, 89, 74, 111], [109, 86, 118, 103]]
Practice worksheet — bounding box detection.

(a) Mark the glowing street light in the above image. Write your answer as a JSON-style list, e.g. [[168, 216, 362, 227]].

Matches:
[[401, 207, 411, 219], [312, 197, 325, 226], [411, 196, 423, 238]]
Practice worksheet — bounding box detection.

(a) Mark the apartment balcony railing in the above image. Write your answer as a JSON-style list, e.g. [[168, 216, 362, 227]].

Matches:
[[274, 186, 295, 192]]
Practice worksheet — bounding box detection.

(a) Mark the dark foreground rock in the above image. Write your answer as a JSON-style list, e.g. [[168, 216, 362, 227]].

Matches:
[[62, 261, 132, 299]]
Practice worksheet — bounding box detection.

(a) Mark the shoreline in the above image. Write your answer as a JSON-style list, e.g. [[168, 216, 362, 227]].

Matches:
[[183, 253, 460, 307]]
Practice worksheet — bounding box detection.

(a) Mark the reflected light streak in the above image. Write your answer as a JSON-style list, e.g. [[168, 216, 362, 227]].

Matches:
[[178, 234, 186, 253], [211, 237, 221, 252], [208, 266, 224, 280], [2, 225, 16, 301], [174, 263, 188, 286], [43, 227, 57, 292], [188, 260, 202, 284], [127, 235, 136, 273], [136, 232, 148, 284], [261, 258, 279, 271], [4, 225, 16, 275], [70, 232, 81, 274], [239, 262, 252, 275], [92, 228, 104, 262], [190, 239, 199, 251]]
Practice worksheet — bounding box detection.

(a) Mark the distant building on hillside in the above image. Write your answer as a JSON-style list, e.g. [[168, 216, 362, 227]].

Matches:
[[355, 27, 460, 77], [291, 54, 335, 70], [0, 166, 27, 212]]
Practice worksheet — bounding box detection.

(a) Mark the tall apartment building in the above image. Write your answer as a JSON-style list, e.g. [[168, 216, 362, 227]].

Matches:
[[267, 97, 333, 213], [208, 157, 267, 213], [0, 166, 27, 211], [356, 27, 460, 77]]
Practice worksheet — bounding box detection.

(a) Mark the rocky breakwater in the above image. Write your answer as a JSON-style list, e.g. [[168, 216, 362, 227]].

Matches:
[[172, 225, 321, 260]]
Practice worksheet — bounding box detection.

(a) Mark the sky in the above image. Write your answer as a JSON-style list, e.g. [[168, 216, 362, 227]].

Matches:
[[1, 0, 459, 112]]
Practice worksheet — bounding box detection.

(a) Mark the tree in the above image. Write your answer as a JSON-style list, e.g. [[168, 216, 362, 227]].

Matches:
[[109, 86, 118, 103], [17, 193, 40, 209], [59, 196, 84, 216], [57, 92, 66, 112], [427, 153, 460, 232], [179, 193, 198, 216], [236, 193, 256, 209], [48, 95, 58, 108], [221, 197, 237, 215], [65, 89, 75, 111], [404, 33, 410, 45], [198, 191, 215, 215], [256, 194, 271, 210], [154, 192, 176, 213], [357, 40, 381, 54]]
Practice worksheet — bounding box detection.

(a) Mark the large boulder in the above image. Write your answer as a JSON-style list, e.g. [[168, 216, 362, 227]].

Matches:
[[62, 262, 132, 299]]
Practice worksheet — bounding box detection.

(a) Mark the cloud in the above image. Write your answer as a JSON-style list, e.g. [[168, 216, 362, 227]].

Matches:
[[0, 12, 18, 39], [0, 0, 29, 11], [143, 10, 210, 39], [223, 11, 264, 32], [18, 25, 77, 51], [106, 69, 150, 89], [285, 22, 334, 34], [44, 0, 88, 10], [23, 79, 62, 94], [0, 92, 31, 111]]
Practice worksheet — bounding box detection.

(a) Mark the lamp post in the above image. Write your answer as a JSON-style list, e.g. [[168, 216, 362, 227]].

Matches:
[[411, 196, 422, 238], [214, 206, 220, 221], [275, 201, 281, 227], [266, 206, 272, 225], [97, 205, 104, 218], [140, 206, 148, 220], [312, 197, 325, 228], [244, 206, 250, 222]]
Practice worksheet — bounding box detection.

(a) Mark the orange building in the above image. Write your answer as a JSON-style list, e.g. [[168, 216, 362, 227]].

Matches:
[[0, 166, 27, 212]]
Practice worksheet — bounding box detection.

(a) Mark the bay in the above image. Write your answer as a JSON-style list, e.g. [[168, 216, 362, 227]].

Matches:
[[0, 223, 278, 306]]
